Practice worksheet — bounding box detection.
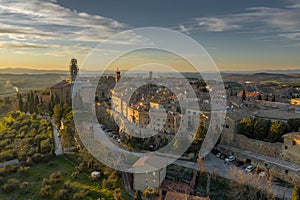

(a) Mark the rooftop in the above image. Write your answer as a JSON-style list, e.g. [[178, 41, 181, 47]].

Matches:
[[282, 132, 300, 140], [254, 110, 300, 121], [50, 80, 70, 89], [164, 191, 210, 200]]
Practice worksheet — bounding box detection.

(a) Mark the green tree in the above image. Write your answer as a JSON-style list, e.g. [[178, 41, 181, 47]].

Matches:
[[194, 117, 206, 143], [269, 121, 288, 142], [291, 185, 300, 200], [258, 94, 262, 100], [24, 101, 29, 113], [53, 104, 63, 127], [18, 94, 24, 112], [34, 95, 40, 113], [264, 94, 269, 101], [272, 93, 276, 102], [287, 118, 300, 132], [242, 90, 247, 101], [37, 103, 45, 115], [134, 190, 142, 200], [238, 118, 255, 138]]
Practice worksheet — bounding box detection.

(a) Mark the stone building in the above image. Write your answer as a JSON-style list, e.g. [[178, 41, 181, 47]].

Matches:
[[281, 132, 300, 164], [132, 156, 166, 192], [50, 58, 79, 104]]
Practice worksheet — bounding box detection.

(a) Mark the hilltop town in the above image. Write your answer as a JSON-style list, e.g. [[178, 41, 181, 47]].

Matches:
[[1, 59, 300, 200]]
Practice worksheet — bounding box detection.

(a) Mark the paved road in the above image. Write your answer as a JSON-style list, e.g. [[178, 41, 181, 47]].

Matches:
[[174, 153, 292, 199], [51, 119, 63, 155]]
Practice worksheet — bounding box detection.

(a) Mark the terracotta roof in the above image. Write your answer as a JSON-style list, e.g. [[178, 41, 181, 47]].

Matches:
[[254, 110, 300, 121], [282, 132, 300, 140], [50, 80, 70, 89], [226, 110, 252, 121], [132, 155, 167, 172]]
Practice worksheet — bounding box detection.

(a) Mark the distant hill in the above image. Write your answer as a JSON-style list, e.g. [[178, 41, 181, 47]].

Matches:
[[0, 67, 67, 74], [222, 72, 298, 83]]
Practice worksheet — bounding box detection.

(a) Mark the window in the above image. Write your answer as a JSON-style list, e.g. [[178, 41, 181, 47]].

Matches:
[[292, 141, 296, 146], [193, 112, 196, 115], [225, 124, 229, 128], [285, 170, 288, 175], [285, 146, 288, 150]]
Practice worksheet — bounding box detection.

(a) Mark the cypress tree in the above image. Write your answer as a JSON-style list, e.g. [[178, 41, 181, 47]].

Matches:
[[18, 94, 24, 112], [291, 185, 300, 200]]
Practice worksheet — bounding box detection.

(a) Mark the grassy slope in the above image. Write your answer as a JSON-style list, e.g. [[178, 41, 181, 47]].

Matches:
[[0, 156, 127, 200]]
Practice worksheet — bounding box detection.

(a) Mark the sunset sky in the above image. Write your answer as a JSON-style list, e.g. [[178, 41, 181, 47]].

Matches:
[[0, 0, 300, 71]]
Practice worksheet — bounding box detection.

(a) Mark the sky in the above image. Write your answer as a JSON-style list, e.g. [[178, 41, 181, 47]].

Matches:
[[0, 0, 300, 71]]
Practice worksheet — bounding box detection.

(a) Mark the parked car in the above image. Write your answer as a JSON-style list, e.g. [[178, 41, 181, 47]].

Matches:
[[225, 156, 236, 162], [245, 165, 255, 172], [234, 160, 244, 167]]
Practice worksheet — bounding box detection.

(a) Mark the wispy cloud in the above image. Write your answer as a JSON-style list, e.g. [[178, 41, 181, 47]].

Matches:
[[0, 41, 59, 49], [0, 0, 136, 59], [178, 2, 300, 41], [0, 0, 125, 42]]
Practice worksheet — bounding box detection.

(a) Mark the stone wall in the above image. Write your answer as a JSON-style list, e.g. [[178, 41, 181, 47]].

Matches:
[[233, 134, 282, 158]]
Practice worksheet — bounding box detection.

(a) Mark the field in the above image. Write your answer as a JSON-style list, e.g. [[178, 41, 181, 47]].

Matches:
[[0, 155, 128, 200], [0, 74, 68, 97]]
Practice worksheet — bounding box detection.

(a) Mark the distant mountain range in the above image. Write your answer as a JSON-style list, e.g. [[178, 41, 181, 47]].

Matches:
[[0, 67, 68, 74], [1, 67, 300, 75], [222, 72, 299, 82]]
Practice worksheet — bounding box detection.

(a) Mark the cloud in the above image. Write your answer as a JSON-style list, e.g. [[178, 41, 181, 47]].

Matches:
[[179, 2, 300, 41], [278, 32, 300, 40], [0, 0, 125, 42], [178, 25, 191, 34], [0, 41, 59, 49], [195, 17, 240, 32]]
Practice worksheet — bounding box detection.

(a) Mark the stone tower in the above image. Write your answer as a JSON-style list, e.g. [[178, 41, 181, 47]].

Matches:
[[69, 58, 78, 83], [115, 68, 121, 82]]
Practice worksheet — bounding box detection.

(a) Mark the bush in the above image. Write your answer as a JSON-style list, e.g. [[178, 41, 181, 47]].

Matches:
[[40, 185, 52, 198], [63, 180, 73, 192], [17, 166, 30, 176], [71, 171, 79, 180], [2, 178, 20, 193], [49, 172, 62, 184], [0, 164, 18, 176], [73, 189, 90, 200], [42, 178, 50, 187], [54, 189, 69, 200], [20, 182, 29, 194], [40, 139, 52, 154], [0, 150, 15, 162]]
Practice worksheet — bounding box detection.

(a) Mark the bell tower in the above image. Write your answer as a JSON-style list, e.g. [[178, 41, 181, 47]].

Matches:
[[69, 58, 78, 83], [115, 68, 121, 82]]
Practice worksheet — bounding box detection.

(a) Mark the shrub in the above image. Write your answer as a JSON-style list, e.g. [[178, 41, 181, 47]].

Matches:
[[0, 164, 18, 176], [2, 178, 20, 193], [49, 172, 62, 184], [54, 189, 69, 200], [71, 171, 79, 180], [17, 166, 30, 176], [20, 182, 29, 194], [73, 189, 90, 200], [40, 185, 52, 198]]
